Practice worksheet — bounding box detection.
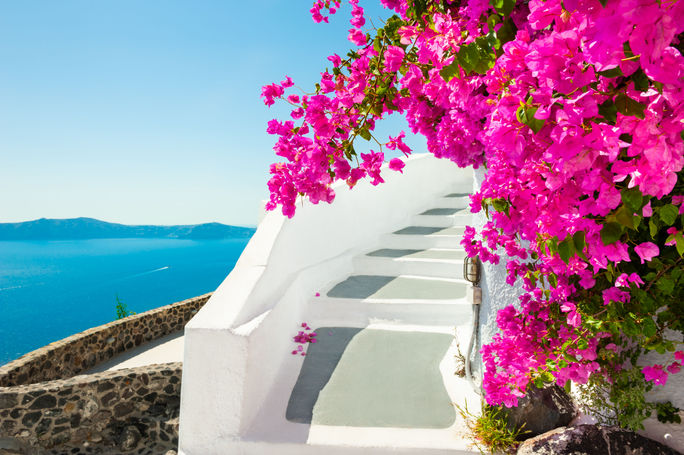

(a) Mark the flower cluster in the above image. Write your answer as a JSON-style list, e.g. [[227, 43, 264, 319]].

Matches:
[[266, 0, 684, 426], [292, 322, 317, 356]]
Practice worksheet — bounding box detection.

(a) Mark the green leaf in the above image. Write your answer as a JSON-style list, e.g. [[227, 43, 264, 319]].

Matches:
[[516, 104, 545, 133], [598, 99, 618, 124], [615, 93, 646, 119], [642, 318, 657, 338], [573, 231, 586, 259], [619, 133, 633, 143], [526, 107, 545, 133], [656, 402, 682, 424], [548, 273, 558, 288], [621, 188, 643, 213], [558, 237, 574, 263], [598, 67, 623, 78], [601, 222, 623, 245], [623, 317, 639, 336], [457, 43, 480, 74], [631, 68, 649, 92], [516, 104, 527, 124], [540, 370, 555, 383], [649, 218, 659, 238], [676, 233, 684, 256], [615, 206, 636, 229], [487, 14, 501, 31], [491, 198, 509, 214], [656, 276, 675, 294], [491, 0, 515, 16], [496, 17, 516, 49], [411, 0, 427, 18], [358, 127, 371, 141], [439, 59, 461, 82], [373, 36, 383, 53], [659, 204, 678, 225]]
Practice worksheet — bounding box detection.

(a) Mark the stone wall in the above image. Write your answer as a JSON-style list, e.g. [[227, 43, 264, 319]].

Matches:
[[0, 293, 211, 455], [0, 363, 181, 455], [0, 294, 210, 387]]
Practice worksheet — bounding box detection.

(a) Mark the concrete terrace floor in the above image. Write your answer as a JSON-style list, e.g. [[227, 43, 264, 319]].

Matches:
[[84, 331, 184, 374]]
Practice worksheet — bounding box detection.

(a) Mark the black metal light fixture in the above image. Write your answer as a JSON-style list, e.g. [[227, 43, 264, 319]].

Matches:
[[463, 255, 481, 285]]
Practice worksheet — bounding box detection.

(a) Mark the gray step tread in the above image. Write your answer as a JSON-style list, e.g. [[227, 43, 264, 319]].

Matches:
[[327, 275, 468, 300]]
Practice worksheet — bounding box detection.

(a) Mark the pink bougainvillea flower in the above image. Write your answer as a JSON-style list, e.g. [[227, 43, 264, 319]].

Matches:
[[642, 201, 653, 217], [383, 45, 405, 73], [602, 287, 630, 306], [389, 158, 405, 173], [328, 53, 342, 67], [634, 242, 659, 264], [628, 273, 645, 287], [615, 273, 629, 288], [315, 292, 320, 297], [280, 76, 294, 88], [666, 227, 679, 246], [667, 363, 681, 374], [348, 28, 367, 46], [386, 131, 412, 157], [642, 365, 669, 385]]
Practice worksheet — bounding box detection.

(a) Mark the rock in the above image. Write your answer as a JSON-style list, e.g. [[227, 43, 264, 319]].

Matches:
[[504, 384, 576, 438], [118, 425, 141, 451], [517, 425, 682, 455], [29, 394, 56, 410], [0, 394, 18, 409]]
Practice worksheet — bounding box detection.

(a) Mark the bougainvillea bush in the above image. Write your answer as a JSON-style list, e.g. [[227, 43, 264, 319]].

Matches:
[[262, 0, 684, 429]]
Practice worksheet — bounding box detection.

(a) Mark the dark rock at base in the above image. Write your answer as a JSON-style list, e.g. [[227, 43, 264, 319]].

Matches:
[[517, 425, 682, 455], [117, 425, 142, 451], [504, 384, 577, 438]]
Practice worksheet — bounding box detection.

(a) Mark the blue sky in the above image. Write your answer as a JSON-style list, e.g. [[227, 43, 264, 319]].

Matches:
[[0, 0, 425, 227]]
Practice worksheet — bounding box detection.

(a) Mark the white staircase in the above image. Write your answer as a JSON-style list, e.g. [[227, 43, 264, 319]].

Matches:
[[179, 155, 480, 455]]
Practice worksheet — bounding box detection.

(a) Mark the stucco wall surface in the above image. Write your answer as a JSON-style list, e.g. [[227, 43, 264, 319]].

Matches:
[[470, 167, 524, 380]]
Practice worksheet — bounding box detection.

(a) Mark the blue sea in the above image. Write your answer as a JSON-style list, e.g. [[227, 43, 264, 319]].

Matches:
[[0, 238, 251, 365]]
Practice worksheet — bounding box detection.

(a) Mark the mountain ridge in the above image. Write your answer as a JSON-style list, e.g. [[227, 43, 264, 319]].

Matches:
[[0, 217, 256, 240]]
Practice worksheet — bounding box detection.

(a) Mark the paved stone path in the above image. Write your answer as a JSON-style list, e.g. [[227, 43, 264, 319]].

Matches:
[[84, 331, 184, 373]]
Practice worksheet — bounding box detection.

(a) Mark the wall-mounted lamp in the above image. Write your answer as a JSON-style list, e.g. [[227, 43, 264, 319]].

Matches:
[[463, 255, 481, 285]]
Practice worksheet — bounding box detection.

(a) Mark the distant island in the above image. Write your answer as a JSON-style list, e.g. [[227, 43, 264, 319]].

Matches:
[[0, 218, 256, 240]]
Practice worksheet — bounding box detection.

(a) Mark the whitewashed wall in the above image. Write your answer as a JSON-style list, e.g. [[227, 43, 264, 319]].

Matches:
[[470, 167, 524, 380]]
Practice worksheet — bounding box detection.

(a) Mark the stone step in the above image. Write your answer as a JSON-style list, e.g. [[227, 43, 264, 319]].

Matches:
[[434, 195, 471, 209], [307, 295, 472, 326], [380, 227, 465, 249], [445, 192, 471, 198], [413, 209, 472, 227], [353, 249, 465, 279], [278, 325, 480, 452], [325, 274, 469, 302], [312, 274, 472, 323]]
